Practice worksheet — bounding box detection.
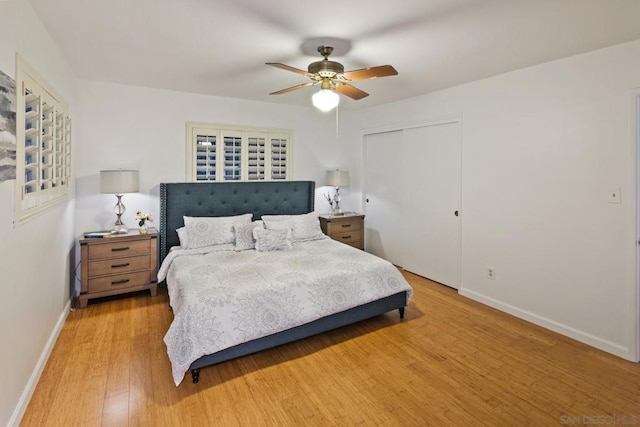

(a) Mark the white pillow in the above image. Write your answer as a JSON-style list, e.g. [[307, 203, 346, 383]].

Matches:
[[233, 220, 263, 251], [262, 212, 324, 242], [183, 213, 252, 249], [263, 218, 294, 231], [253, 228, 292, 252], [176, 226, 189, 248]]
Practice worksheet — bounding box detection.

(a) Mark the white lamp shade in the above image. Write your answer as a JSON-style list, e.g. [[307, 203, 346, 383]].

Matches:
[[100, 170, 139, 194], [326, 170, 350, 187], [312, 89, 340, 112]]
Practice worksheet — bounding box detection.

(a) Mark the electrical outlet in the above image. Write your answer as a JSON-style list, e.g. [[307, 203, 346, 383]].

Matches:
[[487, 266, 495, 280]]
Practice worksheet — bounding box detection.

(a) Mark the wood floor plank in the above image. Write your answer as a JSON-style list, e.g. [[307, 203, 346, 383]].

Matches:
[[19, 272, 640, 426], [102, 392, 129, 427]]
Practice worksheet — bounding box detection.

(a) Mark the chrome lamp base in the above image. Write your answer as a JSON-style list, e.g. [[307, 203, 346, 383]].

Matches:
[[111, 194, 129, 234]]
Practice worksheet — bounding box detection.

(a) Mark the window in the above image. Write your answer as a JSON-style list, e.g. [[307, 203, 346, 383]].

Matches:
[[186, 123, 292, 182], [15, 56, 71, 224]]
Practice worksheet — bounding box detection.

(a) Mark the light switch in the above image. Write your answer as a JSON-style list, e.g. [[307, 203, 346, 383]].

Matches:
[[608, 187, 621, 204]]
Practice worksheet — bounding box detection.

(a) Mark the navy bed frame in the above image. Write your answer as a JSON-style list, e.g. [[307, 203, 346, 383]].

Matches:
[[159, 181, 408, 384]]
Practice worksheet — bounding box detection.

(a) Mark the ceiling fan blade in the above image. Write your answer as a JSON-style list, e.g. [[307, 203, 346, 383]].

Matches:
[[269, 81, 317, 95], [266, 63, 314, 77], [335, 83, 369, 100], [342, 65, 398, 81]]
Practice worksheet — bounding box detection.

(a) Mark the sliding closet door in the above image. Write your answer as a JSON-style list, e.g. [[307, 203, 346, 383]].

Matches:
[[363, 131, 404, 266], [402, 122, 461, 288]]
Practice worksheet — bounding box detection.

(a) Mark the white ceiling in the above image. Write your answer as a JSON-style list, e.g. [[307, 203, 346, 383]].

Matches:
[[28, 0, 640, 110]]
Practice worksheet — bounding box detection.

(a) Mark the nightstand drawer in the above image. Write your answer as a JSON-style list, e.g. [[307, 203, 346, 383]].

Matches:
[[88, 254, 150, 277], [344, 240, 363, 249], [88, 271, 152, 293], [88, 239, 150, 260], [326, 219, 362, 235], [319, 214, 365, 250], [332, 231, 363, 245]]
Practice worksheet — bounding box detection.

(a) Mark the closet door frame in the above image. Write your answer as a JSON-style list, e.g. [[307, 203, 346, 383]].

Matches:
[[360, 114, 463, 288]]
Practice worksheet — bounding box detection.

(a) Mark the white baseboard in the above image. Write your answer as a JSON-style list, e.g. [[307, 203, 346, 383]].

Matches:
[[458, 288, 634, 361], [7, 298, 72, 427]]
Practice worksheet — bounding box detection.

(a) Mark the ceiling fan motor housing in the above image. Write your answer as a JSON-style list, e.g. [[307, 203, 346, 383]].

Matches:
[[308, 60, 344, 78]]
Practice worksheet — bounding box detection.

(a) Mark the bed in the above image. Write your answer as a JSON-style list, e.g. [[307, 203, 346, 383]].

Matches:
[[159, 181, 413, 385]]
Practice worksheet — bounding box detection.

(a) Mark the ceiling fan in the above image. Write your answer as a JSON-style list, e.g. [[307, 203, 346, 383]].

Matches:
[[266, 45, 398, 111]]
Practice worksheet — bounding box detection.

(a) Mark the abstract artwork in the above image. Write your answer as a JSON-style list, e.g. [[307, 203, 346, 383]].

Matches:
[[0, 69, 16, 182]]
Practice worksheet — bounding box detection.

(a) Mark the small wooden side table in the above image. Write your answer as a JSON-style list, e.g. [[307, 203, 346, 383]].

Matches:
[[78, 228, 158, 308], [318, 213, 365, 250]]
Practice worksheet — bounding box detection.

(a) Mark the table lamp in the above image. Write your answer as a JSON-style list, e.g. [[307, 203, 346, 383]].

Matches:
[[100, 169, 139, 233], [325, 169, 349, 215]]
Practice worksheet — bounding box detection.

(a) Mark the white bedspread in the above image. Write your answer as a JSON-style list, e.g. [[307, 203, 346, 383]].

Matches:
[[159, 237, 413, 385]]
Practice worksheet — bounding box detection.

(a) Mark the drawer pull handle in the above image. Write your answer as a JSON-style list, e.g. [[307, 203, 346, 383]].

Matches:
[[111, 247, 130, 252], [111, 279, 130, 285], [341, 235, 352, 239], [112, 263, 130, 268], [341, 224, 352, 228]]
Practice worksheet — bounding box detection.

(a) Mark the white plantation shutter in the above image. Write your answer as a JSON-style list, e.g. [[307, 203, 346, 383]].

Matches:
[[247, 133, 266, 181], [186, 123, 292, 182], [16, 57, 72, 224], [270, 134, 288, 180], [195, 132, 217, 181], [222, 133, 242, 181]]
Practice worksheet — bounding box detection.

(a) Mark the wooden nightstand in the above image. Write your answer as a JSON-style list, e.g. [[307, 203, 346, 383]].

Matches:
[[318, 213, 365, 250], [79, 229, 158, 308]]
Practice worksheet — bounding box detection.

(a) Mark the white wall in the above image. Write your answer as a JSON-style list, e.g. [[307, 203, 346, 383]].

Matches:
[[74, 81, 346, 250], [345, 40, 640, 361], [0, 2, 77, 426], [4, 3, 637, 423]]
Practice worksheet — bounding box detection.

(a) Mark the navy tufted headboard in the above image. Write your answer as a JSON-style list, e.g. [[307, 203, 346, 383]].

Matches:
[[159, 181, 315, 263]]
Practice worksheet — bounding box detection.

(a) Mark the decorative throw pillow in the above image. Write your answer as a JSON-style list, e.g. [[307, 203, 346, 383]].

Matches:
[[183, 213, 252, 249], [233, 220, 263, 251], [262, 212, 324, 242], [253, 228, 292, 252]]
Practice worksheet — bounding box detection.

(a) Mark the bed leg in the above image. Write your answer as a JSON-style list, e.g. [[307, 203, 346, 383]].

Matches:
[[191, 368, 200, 384], [399, 307, 405, 319]]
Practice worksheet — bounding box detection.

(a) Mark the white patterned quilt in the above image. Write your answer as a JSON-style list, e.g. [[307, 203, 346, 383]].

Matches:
[[159, 237, 413, 385]]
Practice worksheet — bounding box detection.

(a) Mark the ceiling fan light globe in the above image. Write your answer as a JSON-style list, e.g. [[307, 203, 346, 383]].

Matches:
[[312, 89, 340, 112]]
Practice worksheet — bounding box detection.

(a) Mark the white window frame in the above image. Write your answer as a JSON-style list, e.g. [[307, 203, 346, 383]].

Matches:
[[14, 55, 71, 225], [186, 122, 293, 182]]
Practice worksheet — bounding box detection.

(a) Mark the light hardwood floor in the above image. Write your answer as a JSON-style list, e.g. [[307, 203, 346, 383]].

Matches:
[[21, 271, 640, 426]]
